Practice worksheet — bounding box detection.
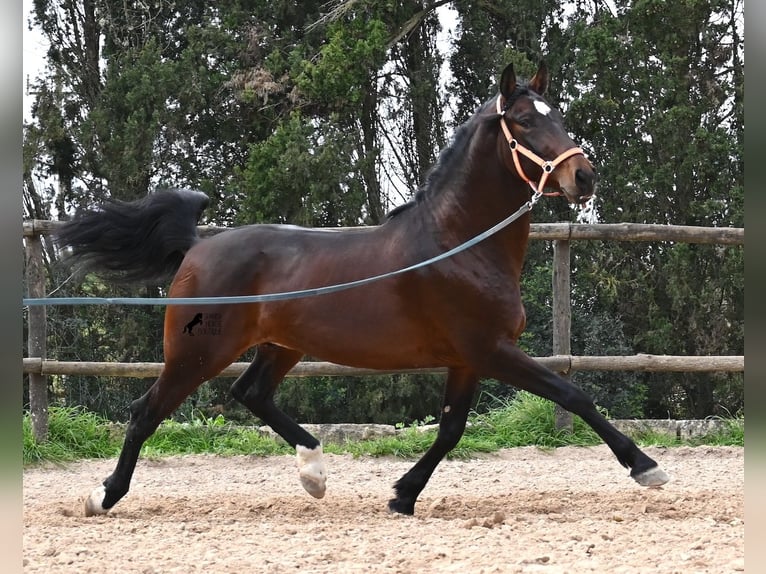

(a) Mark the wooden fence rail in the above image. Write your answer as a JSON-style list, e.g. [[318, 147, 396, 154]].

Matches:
[[22, 355, 744, 379], [23, 219, 746, 244], [22, 221, 745, 440]]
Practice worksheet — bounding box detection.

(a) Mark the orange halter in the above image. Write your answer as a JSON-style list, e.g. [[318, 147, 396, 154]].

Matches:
[[496, 95, 586, 196]]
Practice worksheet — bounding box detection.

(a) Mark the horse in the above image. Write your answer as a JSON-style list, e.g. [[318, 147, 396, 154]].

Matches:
[[55, 61, 669, 518]]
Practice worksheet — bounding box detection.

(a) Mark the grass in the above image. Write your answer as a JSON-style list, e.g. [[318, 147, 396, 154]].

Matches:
[[23, 393, 744, 466], [465, 392, 603, 449], [625, 414, 745, 448], [23, 406, 119, 465], [141, 414, 292, 458], [715, 415, 745, 446]]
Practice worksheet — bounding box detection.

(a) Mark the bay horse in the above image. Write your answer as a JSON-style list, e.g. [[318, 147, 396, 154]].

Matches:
[[56, 62, 669, 518]]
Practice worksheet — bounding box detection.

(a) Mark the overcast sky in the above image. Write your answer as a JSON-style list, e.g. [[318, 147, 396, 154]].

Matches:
[[23, 0, 48, 122]]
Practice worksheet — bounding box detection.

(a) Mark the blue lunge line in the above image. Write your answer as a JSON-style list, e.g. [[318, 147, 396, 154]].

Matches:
[[23, 201, 534, 307]]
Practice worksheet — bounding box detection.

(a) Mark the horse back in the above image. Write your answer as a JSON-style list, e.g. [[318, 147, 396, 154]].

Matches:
[[163, 223, 462, 368]]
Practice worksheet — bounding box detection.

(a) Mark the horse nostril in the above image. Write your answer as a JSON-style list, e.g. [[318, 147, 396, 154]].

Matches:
[[575, 168, 595, 194]]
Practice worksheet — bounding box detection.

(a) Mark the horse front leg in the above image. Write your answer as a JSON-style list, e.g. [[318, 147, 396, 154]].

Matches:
[[230, 344, 327, 499], [389, 367, 479, 515], [478, 340, 669, 487]]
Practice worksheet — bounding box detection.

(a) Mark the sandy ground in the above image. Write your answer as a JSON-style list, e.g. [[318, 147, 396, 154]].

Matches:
[[23, 445, 743, 573]]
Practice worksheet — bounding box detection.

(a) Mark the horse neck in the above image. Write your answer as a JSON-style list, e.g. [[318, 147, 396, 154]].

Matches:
[[417, 117, 533, 270]]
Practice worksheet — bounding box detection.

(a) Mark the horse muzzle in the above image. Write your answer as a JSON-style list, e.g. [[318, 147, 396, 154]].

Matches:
[[556, 156, 597, 205], [573, 166, 597, 204]]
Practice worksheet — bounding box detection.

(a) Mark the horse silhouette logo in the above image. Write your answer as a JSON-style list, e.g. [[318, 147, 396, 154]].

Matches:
[[182, 313, 204, 335]]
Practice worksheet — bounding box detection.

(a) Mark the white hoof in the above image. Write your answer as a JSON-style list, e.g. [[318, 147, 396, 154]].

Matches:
[[84, 485, 109, 517], [633, 466, 670, 487], [296, 444, 327, 499]]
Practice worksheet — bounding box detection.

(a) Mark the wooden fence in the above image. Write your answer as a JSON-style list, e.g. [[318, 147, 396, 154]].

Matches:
[[23, 221, 745, 440]]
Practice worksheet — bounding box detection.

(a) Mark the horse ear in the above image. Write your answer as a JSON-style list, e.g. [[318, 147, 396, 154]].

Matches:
[[499, 63, 517, 99], [529, 61, 549, 95]]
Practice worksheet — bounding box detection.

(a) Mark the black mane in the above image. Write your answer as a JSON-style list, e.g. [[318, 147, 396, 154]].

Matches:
[[385, 94, 512, 219]]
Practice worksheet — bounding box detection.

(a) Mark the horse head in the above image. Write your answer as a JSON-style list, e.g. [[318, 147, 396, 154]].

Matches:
[[496, 62, 597, 205]]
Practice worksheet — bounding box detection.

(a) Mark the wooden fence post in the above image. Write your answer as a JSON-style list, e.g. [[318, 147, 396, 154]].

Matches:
[[552, 239, 573, 432], [25, 232, 48, 442]]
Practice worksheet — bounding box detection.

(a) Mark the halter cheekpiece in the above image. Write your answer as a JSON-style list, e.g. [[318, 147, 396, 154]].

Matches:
[[496, 95, 586, 196]]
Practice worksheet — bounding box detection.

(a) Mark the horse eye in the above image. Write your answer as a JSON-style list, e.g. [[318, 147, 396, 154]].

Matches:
[[515, 117, 532, 128]]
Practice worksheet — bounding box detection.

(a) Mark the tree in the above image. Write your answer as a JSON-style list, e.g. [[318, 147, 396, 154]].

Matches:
[[24, 0, 282, 417], [23, 0, 744, 423], [554, 0, 744, 417]]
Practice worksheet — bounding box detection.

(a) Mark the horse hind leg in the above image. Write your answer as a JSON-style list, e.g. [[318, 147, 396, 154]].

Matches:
[[84, 315, 247, 517], [84, 364, 211, 516], [389, 367, 479, 515], [230, 344, 327, 499]]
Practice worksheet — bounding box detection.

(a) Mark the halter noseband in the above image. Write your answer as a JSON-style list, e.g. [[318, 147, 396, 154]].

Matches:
[[496, 95, 585, 196]]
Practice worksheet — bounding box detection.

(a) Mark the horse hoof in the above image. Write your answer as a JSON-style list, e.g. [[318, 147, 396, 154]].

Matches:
[[632, 466, 670, 487], [300, 474, 327, 499], [387, 498, 415, 516], [84, 486, 109, 517], [296, 444, 326, 499]]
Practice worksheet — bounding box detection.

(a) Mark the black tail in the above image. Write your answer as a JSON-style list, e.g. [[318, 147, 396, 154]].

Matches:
[[55, 188, 210, 285]]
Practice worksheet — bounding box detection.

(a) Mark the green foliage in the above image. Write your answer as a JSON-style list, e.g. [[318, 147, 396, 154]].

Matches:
[[86, 38, 168, 198], [714, 415, 745, 447], [23, 407, 119, 465], [449, 0, 564, 124], [142, 414, 292, 458], [338, 422, 442, 459], [517, 258, 554, 356], [27, 272, 165, 422], [24, 403, 744, 467], [233, 112, 367, 226], [552, 0, 744, 419], [276, 373, 444, 426], [24, 1, 743, 425], [296, 18, 388, 108], [624, 415, 744, 448], [570, 310, 648, 419], [22, 407, 292, 465], [465, 392, 602, 449]]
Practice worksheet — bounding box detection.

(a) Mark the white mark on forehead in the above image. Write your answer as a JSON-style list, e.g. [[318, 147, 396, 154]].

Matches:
[[533, 100, 552, 116]]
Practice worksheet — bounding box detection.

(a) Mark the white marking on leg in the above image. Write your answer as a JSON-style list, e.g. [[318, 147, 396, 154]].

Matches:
[[84, 485, 109, 517], [533, 100, 552, 116], [296, 444, 327, 499]]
